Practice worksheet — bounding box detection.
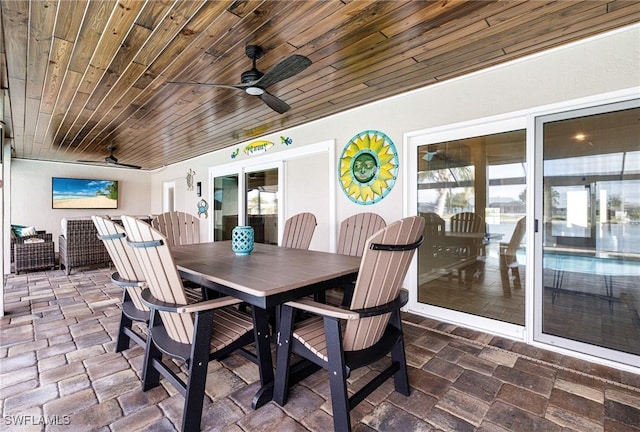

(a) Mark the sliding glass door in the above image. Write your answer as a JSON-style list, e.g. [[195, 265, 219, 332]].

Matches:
[[212, 162, 282, 244], [535, 100, 640, 366], [246, 168, 279, 245], [213, 174, 239, 241], [412, 118, 527, 336]]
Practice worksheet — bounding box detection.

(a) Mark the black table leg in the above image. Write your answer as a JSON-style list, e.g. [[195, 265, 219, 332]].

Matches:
[[251, 306, 275, 409]]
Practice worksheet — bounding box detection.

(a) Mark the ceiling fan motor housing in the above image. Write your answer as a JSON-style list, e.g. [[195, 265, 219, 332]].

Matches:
[[241, 45, 265, 84], [105, 146, 118, 163], [241, 68, 264, 83]]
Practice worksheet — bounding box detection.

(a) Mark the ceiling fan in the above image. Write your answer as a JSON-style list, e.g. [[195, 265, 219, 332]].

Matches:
[[169, 45, 312, 114], [78, 146, 142, 169]]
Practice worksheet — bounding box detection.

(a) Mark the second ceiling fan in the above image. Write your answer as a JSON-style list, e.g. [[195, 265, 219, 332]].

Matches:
[[169, 45, 311, 114]]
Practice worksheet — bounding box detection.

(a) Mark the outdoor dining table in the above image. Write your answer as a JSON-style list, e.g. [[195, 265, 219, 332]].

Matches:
[[170, 241, 362, 409], [437, 232, 504, 283]]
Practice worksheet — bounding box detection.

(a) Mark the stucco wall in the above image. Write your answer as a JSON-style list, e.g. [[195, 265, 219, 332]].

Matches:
[[10, 160, 152, 250]]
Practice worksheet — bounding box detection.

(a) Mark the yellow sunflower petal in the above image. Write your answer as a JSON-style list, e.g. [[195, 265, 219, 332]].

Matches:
[[378, 167, 395, 181], [361, 186, 374, 202], [370, 135, 385, 153], [348, 182, 361, 197], [340, 160, 352, 173], [370, 179, 384, 195], [378, 151, 395, 165], [354, 136, 367, 151]]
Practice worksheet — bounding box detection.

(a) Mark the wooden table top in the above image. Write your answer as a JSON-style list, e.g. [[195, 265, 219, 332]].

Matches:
[[171, 241, 362, 301]]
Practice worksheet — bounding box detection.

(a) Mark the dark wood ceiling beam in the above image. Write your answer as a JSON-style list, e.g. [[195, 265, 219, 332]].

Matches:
[[72, 0, 224, 155], [61, 0, 209, 154], [48, 0, 116, 156], [23, 0, 57, 157], [2, 0, 30, 154], [80, 2, 252, 156], [34, 0, 87, 157], [329, 0, 497, 71], [288, 0, 378, 49], [504, 2, 640, 54], [2, 0, 637, 169], [412, 1, 602, 63]]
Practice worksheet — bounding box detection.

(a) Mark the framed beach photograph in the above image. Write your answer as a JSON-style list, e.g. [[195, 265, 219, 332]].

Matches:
[[52, 177, 119, 209]]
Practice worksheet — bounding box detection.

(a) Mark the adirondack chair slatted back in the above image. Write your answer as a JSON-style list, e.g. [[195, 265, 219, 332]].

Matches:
[[450, 212, 484, 234], [343, 216, 424, 351], [503, 216, 526, 258], [499, 216, 526, 291], [122, 216, 194, 344], [151, 211, 200, 247], [337, 213, 386, 257], [92, 216, 147, 312], [421, 212, 445, 238], [449, 212, 485, 259], [419, 212, 447, 272], [281, 212, 317, 249]]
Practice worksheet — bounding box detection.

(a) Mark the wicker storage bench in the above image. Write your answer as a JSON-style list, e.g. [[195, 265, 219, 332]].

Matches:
[[15, 239, 56, 274], [12, 232, 56, 274]]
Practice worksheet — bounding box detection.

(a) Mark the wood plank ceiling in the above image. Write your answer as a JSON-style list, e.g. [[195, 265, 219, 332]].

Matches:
[[1, 0, 638, 170]]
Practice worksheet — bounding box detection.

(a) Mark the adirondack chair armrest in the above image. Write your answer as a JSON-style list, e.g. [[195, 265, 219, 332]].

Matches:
[[111, 272, 145, 288], [283, 299, 359, 320], [285, 289, 409, 320], [351, 289, 408, 317], [141, 288, 242, 313], [179, 296, 243, 313]]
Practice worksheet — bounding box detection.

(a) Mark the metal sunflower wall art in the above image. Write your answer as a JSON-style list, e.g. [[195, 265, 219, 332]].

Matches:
[[339, 130, 398, 205]]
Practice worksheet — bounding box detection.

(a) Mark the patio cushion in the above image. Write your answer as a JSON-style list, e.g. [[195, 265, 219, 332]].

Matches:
[[11, 224, 37, 237]]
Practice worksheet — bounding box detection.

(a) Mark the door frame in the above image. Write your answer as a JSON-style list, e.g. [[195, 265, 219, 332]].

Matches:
[[162, 180, 176, 213], [405, 114, 529, 341], [208, 140, 336, 247], [403, 87, 639, 374], [532, 97, 640, 368], [243, 160, 284, 242]]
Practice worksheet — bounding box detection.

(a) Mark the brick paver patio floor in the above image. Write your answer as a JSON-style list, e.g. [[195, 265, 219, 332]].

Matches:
[[1, 267, 639, 431]]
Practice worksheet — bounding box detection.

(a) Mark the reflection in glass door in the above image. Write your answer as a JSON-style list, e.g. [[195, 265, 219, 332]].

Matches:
[[537, 100, 640, 365], [416, 129, 526, 326], [213, 175, 238, 241], [246, 168, 279, 245]]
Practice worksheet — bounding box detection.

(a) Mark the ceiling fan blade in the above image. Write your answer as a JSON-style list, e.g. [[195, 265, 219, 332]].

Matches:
[[77, 160, 103, 164], [168, 81, 246, 91], [77, 160, 141, 169], [254, 55, 311, 89], [260, 91, 290, 114], [113, 161, 142, 169]]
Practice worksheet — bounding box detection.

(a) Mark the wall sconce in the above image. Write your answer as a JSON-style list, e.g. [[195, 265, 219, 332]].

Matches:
[[196, 182, 202, 197]]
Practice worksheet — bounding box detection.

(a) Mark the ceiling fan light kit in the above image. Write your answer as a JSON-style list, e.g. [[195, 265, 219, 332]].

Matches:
[[245, 86, 264, 96], [169, 45, 311, 114]]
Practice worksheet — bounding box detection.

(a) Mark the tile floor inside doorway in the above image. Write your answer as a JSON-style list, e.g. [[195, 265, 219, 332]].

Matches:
[[420, 259, 640, 356], [1, 267, 639, 431]]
